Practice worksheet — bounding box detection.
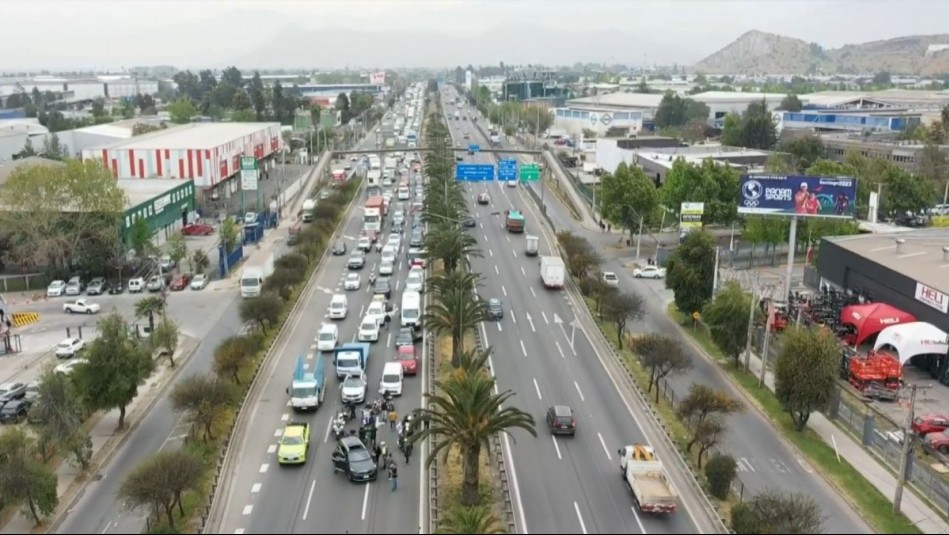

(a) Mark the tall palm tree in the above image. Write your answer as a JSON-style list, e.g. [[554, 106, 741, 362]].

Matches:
[[411, 360, 536, 505], [438, 505, 504, 535], [424, 224, 480, 273], [134, 295, 166, 334], [424, 283, 489, 368], [429, 270, 481, 300]]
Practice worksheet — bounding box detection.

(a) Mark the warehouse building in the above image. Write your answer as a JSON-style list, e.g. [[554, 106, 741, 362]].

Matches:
[[82, 122, 283, 204], [120, 179, 196, 246]]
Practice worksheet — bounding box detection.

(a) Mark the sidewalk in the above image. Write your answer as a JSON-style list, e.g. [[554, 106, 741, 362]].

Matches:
[[741, 346, 949, 534], [5, 335, 200, 534]]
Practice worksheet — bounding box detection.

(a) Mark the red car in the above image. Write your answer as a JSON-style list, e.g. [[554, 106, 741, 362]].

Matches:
[[913, 414, 949, 436], [925, 429, 949, 454], [396, 345, 418, 375], [182, 223, 214, 236], [169, 273, 192, 291]]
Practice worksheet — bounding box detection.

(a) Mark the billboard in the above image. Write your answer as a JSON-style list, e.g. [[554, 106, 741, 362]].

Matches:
[[680, 202, 704, 230], [739, 174, 856, 218], [370, 71, 386, 85]]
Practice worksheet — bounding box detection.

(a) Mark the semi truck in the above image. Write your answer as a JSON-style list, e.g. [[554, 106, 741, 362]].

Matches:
[[505, 210, 525, 233], [333, 342, 370, 379], [540, 256, 565, 289], [618, 444, 678, 514], [287, 354, 326, 411], [239, 252, 275, 298], [301, 199, 317, 222]]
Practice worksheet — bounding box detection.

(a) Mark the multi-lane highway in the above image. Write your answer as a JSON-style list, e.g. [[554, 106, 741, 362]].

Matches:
[[214, 134, 426, 535], [452, 89, 872, 533], [442, 89, 702, 534]]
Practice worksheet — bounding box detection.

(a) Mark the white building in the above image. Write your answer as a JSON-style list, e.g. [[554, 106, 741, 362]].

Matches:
[[464, 70, 474, 91], [0, 76, 160, 102], [0, 119, 50, 162], [689, 91, 788, 126], [553, 93, 662, 138], [634, 144, 773, 184], [55, 119, 168, 158]]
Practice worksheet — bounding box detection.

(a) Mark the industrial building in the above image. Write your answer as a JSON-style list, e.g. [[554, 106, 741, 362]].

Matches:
[[632, 144, 771, 184], [819, 134, 947, 174], [554, 93, 662, 137], [593, 136, 683, 175], [0, 119, 50, 162], [0, 75, 160, 103], [82, 122, 283, 203], [55, 118, 169, 159], [120, 179, 197, 245]]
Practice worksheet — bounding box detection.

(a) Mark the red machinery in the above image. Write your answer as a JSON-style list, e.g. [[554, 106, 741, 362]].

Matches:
[[759, 298, 790, 332], [840, 348, 902, 401]]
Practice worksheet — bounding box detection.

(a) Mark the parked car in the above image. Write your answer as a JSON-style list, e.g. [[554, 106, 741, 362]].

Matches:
[[47, 280, 67, 297], [170, 273, 192, 291], [182, 223, 215, 236], [65, 276, 83, 296], [128, 277, 145, 293], [146, 276, 164, 292], [190, 273, 208, 290], [86, 277, 106, 296], [913, 414, 949, 436], [633, 266, 666, 279], [602, 272, 619, 287], [23, 381, 40, 404], [0, 400, 30, 424], [55, 338, 84, 359], [159, 254, 175, 271], [108, 280, 125, 295], [54, 358, 88, 375], [0, 382, 26, 403]]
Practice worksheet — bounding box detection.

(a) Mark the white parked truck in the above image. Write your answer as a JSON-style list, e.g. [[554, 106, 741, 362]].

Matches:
[[540, 256, 565, 289], [618, 444, 678, 514], [302, 199, 317, 222], [240, 252, 275, 298]]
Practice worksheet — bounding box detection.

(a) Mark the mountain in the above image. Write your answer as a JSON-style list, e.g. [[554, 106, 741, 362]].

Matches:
[[694, 30, 949, 75]]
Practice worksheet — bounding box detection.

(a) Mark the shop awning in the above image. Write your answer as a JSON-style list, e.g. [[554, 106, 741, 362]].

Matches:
[[874, 322, 949, 365], [841, 303, 917, 346]]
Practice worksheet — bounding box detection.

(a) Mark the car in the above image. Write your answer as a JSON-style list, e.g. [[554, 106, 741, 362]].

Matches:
[[633, 266, 666, 279], [395, 327, 414, 348], [54, 358, 88, 375], [190, 273, 208, 290], [463, 216, 476, 228], [47, 280, 67, 297], [546, 405, 577, 436], [86, 277, 106, 296], [244, 212, 258, 225], [357, 236, 372, 252], [277, 421, 310, 465], [23, 381, 40, 404], [128, 277, 145, 293], [350, 156, 358, 162], [477, 192, 490, 205], [319, 190, 331, 200], [358, 317, 380, 342], [456, 155, 464, 162], [340, 372, 368, 404], [507, 179, 517, 188], [146, 276, 164, 292], [63, 299, 100, 315], [333, 241, 348, 256], [0, 382, 26, 403], [0, 400, 29, 424], [317, 323, 339, 352], [331, 436, 378, 482], [170, 273, 192, 291], [108, 280, 125, 295], [387, 232, 402, 249], [65, 276, 83, 296], [379, 260, 394, 276], [603, 272, 619, 287], [463, 132, 470, 139], [55, 338, 85, 359], [913, 414, 949, 436], [392, 211, 406, 227], [344, 164, 352, 171], [925, 429, 949, 454], [396, 345, 418, 375], [344, 273, 361, 291], [405, 269, 424, 293], [486, 298, 504, 320], [182, 223, 215, 236], [159, 254, 176, 271], [410, 231, 424, 248], [373, 277, 392, 299], [347, 251, 366, 270]]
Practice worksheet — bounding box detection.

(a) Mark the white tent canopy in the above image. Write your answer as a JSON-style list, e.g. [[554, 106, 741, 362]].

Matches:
[[874, 322, 949, 365]]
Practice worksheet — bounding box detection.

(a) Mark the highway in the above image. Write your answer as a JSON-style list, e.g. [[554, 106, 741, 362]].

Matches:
[[442, 89, 701, 534], [215, 132, 426, 535], [453, 91, 872, 533]]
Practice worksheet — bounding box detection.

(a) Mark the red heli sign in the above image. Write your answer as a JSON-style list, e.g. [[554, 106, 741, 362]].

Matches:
[[915, 282, 949, 314]]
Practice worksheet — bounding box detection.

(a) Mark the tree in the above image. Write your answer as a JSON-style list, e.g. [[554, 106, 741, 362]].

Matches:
[[31, 370, 90, 468], [335, 93, 351, 124], [439, 505, 504, 534], [128, 217, 154, 259], [170, 373, 235, 442], [721, 100, 778, 150], [599, 162, 659, 232], [779, 94, 803, 112], [192, 249, 210, 274], [628, 333, 691, 401], [249, 72, 266, 120], [151, 317, 180, 367], [600, 290, 646, 345], [775, 326, 839, 431], [731, 489, 826, 534], [168, 98, 196, 124], [780, 134, 824, 173], [703, 281, 753, 365], [522, 105, 553, 133], [134, 295, 166, 335], [119, 449, 204, 529], [0, 427, 58, 526], [660, 159, 739, 225], [166, 234, 188, 270], [263, 267, 304, 301], [220, 218, 240, 253], [213, 335, 256, 385], [239, 292, 283, 332], [654, 92, 710, 128], [676, 383, 742, 429], [918, 143, 949, 190], [74, 312, 154, 430], [221, 66, 244, 88], [556, 232, 602, 279], [692, 416, 726, 468], [15, 137, 36, 159], [231, 90, 252, 111], [424, 271, 489, 368], [704, 454, 737, 500], [41, 133, 65, 160], [665, 230, 717, 315], [424, 224, 480, 273]]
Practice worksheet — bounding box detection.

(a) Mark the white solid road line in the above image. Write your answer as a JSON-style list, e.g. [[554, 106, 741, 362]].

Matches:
[[484, 234, 489, 242], [574, 502, 588, 534], [511, 313, 517, 324], [551, 435, 562, 460], [503, 432, 529, 534], [574, 381, 585, 402], [512, 249, 517, 257], [386, 333, 392, 347], [497, 323, 503, 332], [301, 479, 316, 521], [598, 432, 613, 461], [533, 378, 542, 400], [502, 285, 507, 296], [631, 506, 647, 533], [361, 483, 371, 520], [520, 340, 527, 357]]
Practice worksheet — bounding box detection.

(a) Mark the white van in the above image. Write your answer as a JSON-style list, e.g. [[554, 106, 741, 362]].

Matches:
[[381, 245, 397, 265], [316, 323, 339, 352], [328, 294, 348, 319], [380, 361, 404, 397], [401, 291, 421, 328]]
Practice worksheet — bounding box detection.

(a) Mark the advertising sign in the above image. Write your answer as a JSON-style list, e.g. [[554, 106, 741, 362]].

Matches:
[[739, 174, 856, 218], [915, 282, 949, 314], [680, 202, 705, 230], [240, 156, 259, 191], [370, 71, 386, 85]]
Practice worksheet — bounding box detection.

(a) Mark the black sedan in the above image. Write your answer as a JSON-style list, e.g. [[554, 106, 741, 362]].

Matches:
[[477, 193, 490, 205], [396, 328, 414, 348], [463, 216, 476, 228], [373, 277, 392, 299], [108, 281, 125, 295], [332, 241, 347, 256]]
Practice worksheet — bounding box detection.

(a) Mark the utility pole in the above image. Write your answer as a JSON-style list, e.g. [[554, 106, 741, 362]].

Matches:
[[635, 215, 643, 262], [743, 276, 759, 372], [758, 306, 773, 388], [894, 383, 931, 513]]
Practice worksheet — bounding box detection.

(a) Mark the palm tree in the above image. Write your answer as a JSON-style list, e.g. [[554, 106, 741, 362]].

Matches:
[[411, 355, 536, 505], [429, 270, 481, 300], [438, 505, 504, 534], [424, 281, 488, 368], [424, 224, 480, 273], [134, 295, 166, 334]]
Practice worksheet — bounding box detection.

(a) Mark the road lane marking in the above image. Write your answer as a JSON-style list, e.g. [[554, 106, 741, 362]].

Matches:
[[273, 428, 282, 437], [387, 333, 392, 347], [520, 340, 527, 357], [506, 235, 511, 243], [533, 378, 542, 399], [512, 249, 518, 259], [555, 341, 565, 359], [235, 530, 245, 534], [480, 222, 484, 229], [242, 505, 253, 515], [530, 286, 536, 297], [489, 249, 494, 257], [251, 483, 262, 493], [259, 464, 269, 473], [310, 344, 317, 351], [511, 313, 517, 324], [484, 234, 489, 242], [324, 414, 335, 443], [361, 483, 371, 520], [502, 285, 507, 296], [574, 502, 588, 534], [630, 506, 647, 533], [494, 265, 499, 275], [551, 435, 562, 460], [302, 479, 316, 520], [267, 444, 276, 454], [497, 323, 503, 332], [525, 312, 535, 332], [541, 311, 549, 324], [574, 381, 585, 401], [521, 266, 526, 276], [280, 413, 289, 422], [598, 432, 612, 461]]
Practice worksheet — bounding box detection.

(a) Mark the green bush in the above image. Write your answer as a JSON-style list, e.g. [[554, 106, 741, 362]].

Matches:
[[704, 453, 737, 500]]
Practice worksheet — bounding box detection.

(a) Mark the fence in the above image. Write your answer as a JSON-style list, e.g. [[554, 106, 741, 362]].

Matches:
[[0, 273, 50, 293]]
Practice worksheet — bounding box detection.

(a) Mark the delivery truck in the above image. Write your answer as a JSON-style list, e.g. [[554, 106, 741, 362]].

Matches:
[[240, 252, 275, 298], [301, 199, 317, 222], [618, 444, 678, 514], [333, 342, 370, 379], [287, 354, 326, 411], [505, 210, 525, 233], [525, 235, 539, 256], [540, 256, 565, 289]]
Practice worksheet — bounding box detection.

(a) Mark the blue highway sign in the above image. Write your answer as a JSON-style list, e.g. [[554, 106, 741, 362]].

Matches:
[[498, 159, 518, 181], [455, 164, 496, 181], [468, 144, 480, 153]]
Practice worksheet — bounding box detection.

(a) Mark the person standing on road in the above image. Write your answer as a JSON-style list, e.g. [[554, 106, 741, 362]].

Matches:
[[404, 441, 413, 464], [388, 409, 398, 430], [389, 462, 398, 491]]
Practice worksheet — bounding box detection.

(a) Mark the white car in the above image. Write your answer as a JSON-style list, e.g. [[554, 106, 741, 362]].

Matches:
[[340, 372, 368, 404], [317, 323, 339, 352], [244, 212, 258, 225], [358, 317, 381, 342], [603, 272, 619, 287], [405, 269, 424, 293], [190, 274, 208, 290], [507, 179, 517, 188], [357, 236, 372, 252], [379, 260, 394, 276], [128, 277, 145, 293], [64, 276, 83, 296], [54, 358, 88, 375], [633, 266, 667, 279], [381, 246, 397, 265], [344, 273, 361, 291], [387, 233, 401, 250], [47, 280, 67, 297], [55, 338, 84, 358]]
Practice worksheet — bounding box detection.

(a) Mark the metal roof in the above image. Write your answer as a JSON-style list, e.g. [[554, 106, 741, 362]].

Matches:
[[567, 93, 665, 109], [827, 230, 949, 295], [0, 157, 64, 186], [691, 91, 788, 103], [118, 178, 191, 209], [90, 122, 280, 150]]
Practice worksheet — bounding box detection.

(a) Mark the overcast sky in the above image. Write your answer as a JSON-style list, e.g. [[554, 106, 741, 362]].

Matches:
[[5, 0, 949, 71]]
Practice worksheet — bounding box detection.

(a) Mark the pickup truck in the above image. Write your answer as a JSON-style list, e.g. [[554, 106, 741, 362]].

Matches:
[[619, 444, 678, 513], [63, 299, 101, 315]]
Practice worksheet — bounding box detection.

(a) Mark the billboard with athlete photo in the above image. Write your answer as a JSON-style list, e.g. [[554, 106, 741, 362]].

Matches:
[[738, 174, 857, 219]]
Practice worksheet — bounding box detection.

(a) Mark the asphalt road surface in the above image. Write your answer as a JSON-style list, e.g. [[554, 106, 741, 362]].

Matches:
[[216, 136, 426, 535], [444, 91, 700, 534], [453, 93, 872, 533]]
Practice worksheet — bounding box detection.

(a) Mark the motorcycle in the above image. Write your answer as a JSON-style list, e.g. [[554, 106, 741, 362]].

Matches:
[[331, 411, 347, 440]]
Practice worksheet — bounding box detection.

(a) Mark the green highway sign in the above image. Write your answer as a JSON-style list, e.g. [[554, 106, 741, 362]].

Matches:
[[519, 163, 540, 182]]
